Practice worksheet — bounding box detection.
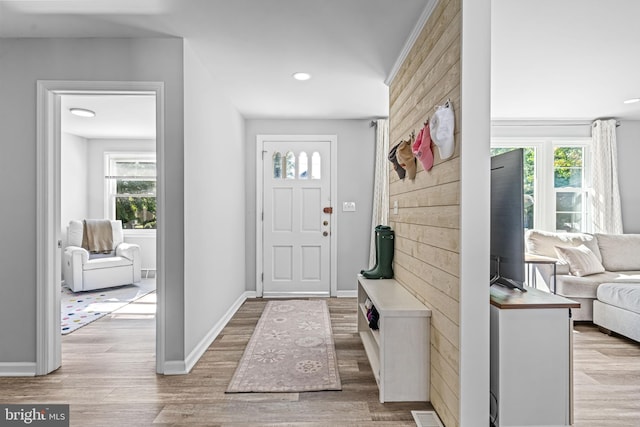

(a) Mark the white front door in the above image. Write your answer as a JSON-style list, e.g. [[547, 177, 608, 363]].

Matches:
[[261, 138, 332, 297]]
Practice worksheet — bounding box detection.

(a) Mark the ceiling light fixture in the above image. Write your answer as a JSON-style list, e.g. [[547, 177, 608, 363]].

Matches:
[[292, 72, 311, 81], [623, 98, 640, 104], [69, 107, 96, 117]]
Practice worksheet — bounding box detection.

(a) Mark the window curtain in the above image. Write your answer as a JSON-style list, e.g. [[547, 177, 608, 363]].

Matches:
[[368, 119, 390, 268], [590, 119, 623, 234]]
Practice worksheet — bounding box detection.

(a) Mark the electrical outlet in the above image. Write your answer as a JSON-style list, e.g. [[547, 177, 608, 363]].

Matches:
[[393, 200, 398, 214], [343, 201, 356, 212]]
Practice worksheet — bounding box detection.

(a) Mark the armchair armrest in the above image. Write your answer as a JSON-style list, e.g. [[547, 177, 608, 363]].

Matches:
[[116, 242, 142, 283], [116, 242, 140, 261], [63, 246, 89, 291]]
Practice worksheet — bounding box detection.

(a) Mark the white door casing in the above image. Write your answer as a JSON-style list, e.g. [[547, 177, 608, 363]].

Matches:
[[36, 81, 165, 375], [256, 135, 337, 298]]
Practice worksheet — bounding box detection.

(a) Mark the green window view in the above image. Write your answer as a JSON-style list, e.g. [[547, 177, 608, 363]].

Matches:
[[111, 160, 156, 229], [491, 145, 586, 232], [554, 147, 584, 232]]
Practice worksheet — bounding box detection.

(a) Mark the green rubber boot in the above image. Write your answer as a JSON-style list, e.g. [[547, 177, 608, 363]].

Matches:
[[360, 225, 390, 275], [362, 228, 394, 279]]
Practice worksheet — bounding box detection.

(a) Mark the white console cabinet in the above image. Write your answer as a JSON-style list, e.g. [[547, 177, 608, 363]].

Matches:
[[357, 275, 431, 402], [490, 285, 579, 426]]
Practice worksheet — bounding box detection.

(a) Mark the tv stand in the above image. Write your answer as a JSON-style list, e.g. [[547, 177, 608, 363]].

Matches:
[[490, 285, 580, 426]]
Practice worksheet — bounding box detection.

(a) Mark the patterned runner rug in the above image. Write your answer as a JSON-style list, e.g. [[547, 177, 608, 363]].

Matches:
[[61, 279, 156, 334], [226, 299, 342, 393]]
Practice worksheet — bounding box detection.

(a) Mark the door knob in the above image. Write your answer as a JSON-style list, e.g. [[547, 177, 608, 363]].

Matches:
[[323, 221, 329, 226], [323, 231, 329, 236]]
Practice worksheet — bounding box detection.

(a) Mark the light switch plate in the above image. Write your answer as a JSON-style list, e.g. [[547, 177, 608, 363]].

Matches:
[[343, 201, 356, 212]]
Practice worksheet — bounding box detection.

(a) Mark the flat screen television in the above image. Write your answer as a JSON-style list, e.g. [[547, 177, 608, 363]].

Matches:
[[490, 149, 526, 291]]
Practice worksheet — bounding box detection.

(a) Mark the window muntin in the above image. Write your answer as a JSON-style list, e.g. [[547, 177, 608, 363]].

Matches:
[[106, 154, 156, 230]]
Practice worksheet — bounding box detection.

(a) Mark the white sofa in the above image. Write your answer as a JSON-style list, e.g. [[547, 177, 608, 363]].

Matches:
[[525, 230, 640, 328], [62, 220, 141, 292]]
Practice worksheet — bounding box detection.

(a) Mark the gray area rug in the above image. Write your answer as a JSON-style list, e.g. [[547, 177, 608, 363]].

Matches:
[[226, 299, 342, 393]]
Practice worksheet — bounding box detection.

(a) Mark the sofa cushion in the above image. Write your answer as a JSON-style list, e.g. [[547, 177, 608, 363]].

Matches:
[[597, 282, 640, 315], [554, 244, 605, 277], [595, 233, 640, 271], [556, 271, 640, 298], [525, 229, 602, 262]]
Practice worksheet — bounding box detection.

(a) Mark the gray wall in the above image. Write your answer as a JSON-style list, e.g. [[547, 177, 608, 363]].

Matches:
[[617, 120, 640, 233], [245, 119, 376, 293], [61, 133, 89, 244], [183, 42, 247, 357], [0, 38, 185, 365]]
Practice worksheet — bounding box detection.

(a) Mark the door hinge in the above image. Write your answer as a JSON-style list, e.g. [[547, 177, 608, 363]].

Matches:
[[262, 212, 264, 221], [261, 273, 264, 282]]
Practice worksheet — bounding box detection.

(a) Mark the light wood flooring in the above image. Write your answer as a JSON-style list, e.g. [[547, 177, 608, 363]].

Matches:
[[2, 297, 640, 426], [0, 296, 432, 426], [572, 322, 640, 426]]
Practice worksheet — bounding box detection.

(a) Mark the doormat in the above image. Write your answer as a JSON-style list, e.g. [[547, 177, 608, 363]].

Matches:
[[226, 299, 342, 393]]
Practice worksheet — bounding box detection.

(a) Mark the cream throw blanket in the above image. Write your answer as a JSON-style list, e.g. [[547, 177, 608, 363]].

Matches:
[[81, 219, 113, 254]]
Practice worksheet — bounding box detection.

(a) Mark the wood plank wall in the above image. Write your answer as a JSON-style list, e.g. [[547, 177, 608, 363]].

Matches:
[[388, 0, 461, 426]]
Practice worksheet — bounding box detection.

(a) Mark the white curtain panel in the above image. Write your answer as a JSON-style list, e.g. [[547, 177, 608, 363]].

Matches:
[[590, 119, 623, 234], [368, 119, 390, 268]]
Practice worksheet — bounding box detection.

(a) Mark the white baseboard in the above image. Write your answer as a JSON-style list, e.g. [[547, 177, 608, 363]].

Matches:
[[0, 362, 36, 377], [337, 290, 357, 298], [163, 291, 252, 375]]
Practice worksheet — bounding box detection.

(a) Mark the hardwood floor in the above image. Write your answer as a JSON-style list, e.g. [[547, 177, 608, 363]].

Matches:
[[0, 296, 432, 426], [3, 296, 639, 426], [572, 322, 640, 426]]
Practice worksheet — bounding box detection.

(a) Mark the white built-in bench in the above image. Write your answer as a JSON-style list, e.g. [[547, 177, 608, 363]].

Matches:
[[357, 274, 431, 402]]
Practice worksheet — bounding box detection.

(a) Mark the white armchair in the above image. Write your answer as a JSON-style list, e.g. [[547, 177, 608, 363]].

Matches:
[[62, 220, 141, 292]]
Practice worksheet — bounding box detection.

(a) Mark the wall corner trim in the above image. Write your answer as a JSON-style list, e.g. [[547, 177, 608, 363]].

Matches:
[[385, 0, 439, 86], [163, 291, 252, 375]]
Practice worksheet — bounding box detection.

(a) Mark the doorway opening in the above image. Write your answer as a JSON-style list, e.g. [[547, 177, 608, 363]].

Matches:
[[36, 81, 166, 375]]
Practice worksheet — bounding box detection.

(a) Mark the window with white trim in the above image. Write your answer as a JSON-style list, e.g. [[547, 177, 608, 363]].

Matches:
[[491, 139, 591, 233], [105, 153, 156, 230]]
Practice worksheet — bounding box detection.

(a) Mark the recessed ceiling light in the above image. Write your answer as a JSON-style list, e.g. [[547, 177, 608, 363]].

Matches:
[[69, 107, 96, 117], [292, 72, 311, 81], [623, 98, 640, 104]]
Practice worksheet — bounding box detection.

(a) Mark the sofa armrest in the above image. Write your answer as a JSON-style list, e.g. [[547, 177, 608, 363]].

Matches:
[[116, 242, 141, 282], [63, 246, 89, 291]]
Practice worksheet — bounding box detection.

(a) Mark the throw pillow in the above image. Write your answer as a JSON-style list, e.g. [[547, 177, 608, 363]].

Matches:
[[554, 244, 605, 277]]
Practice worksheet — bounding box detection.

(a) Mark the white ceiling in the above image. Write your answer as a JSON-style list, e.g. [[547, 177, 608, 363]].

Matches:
[[61, 95, 156, 139], [2, 0, 640, 139], [0, 0, 430, 133], [492, 0, 640, 121]]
